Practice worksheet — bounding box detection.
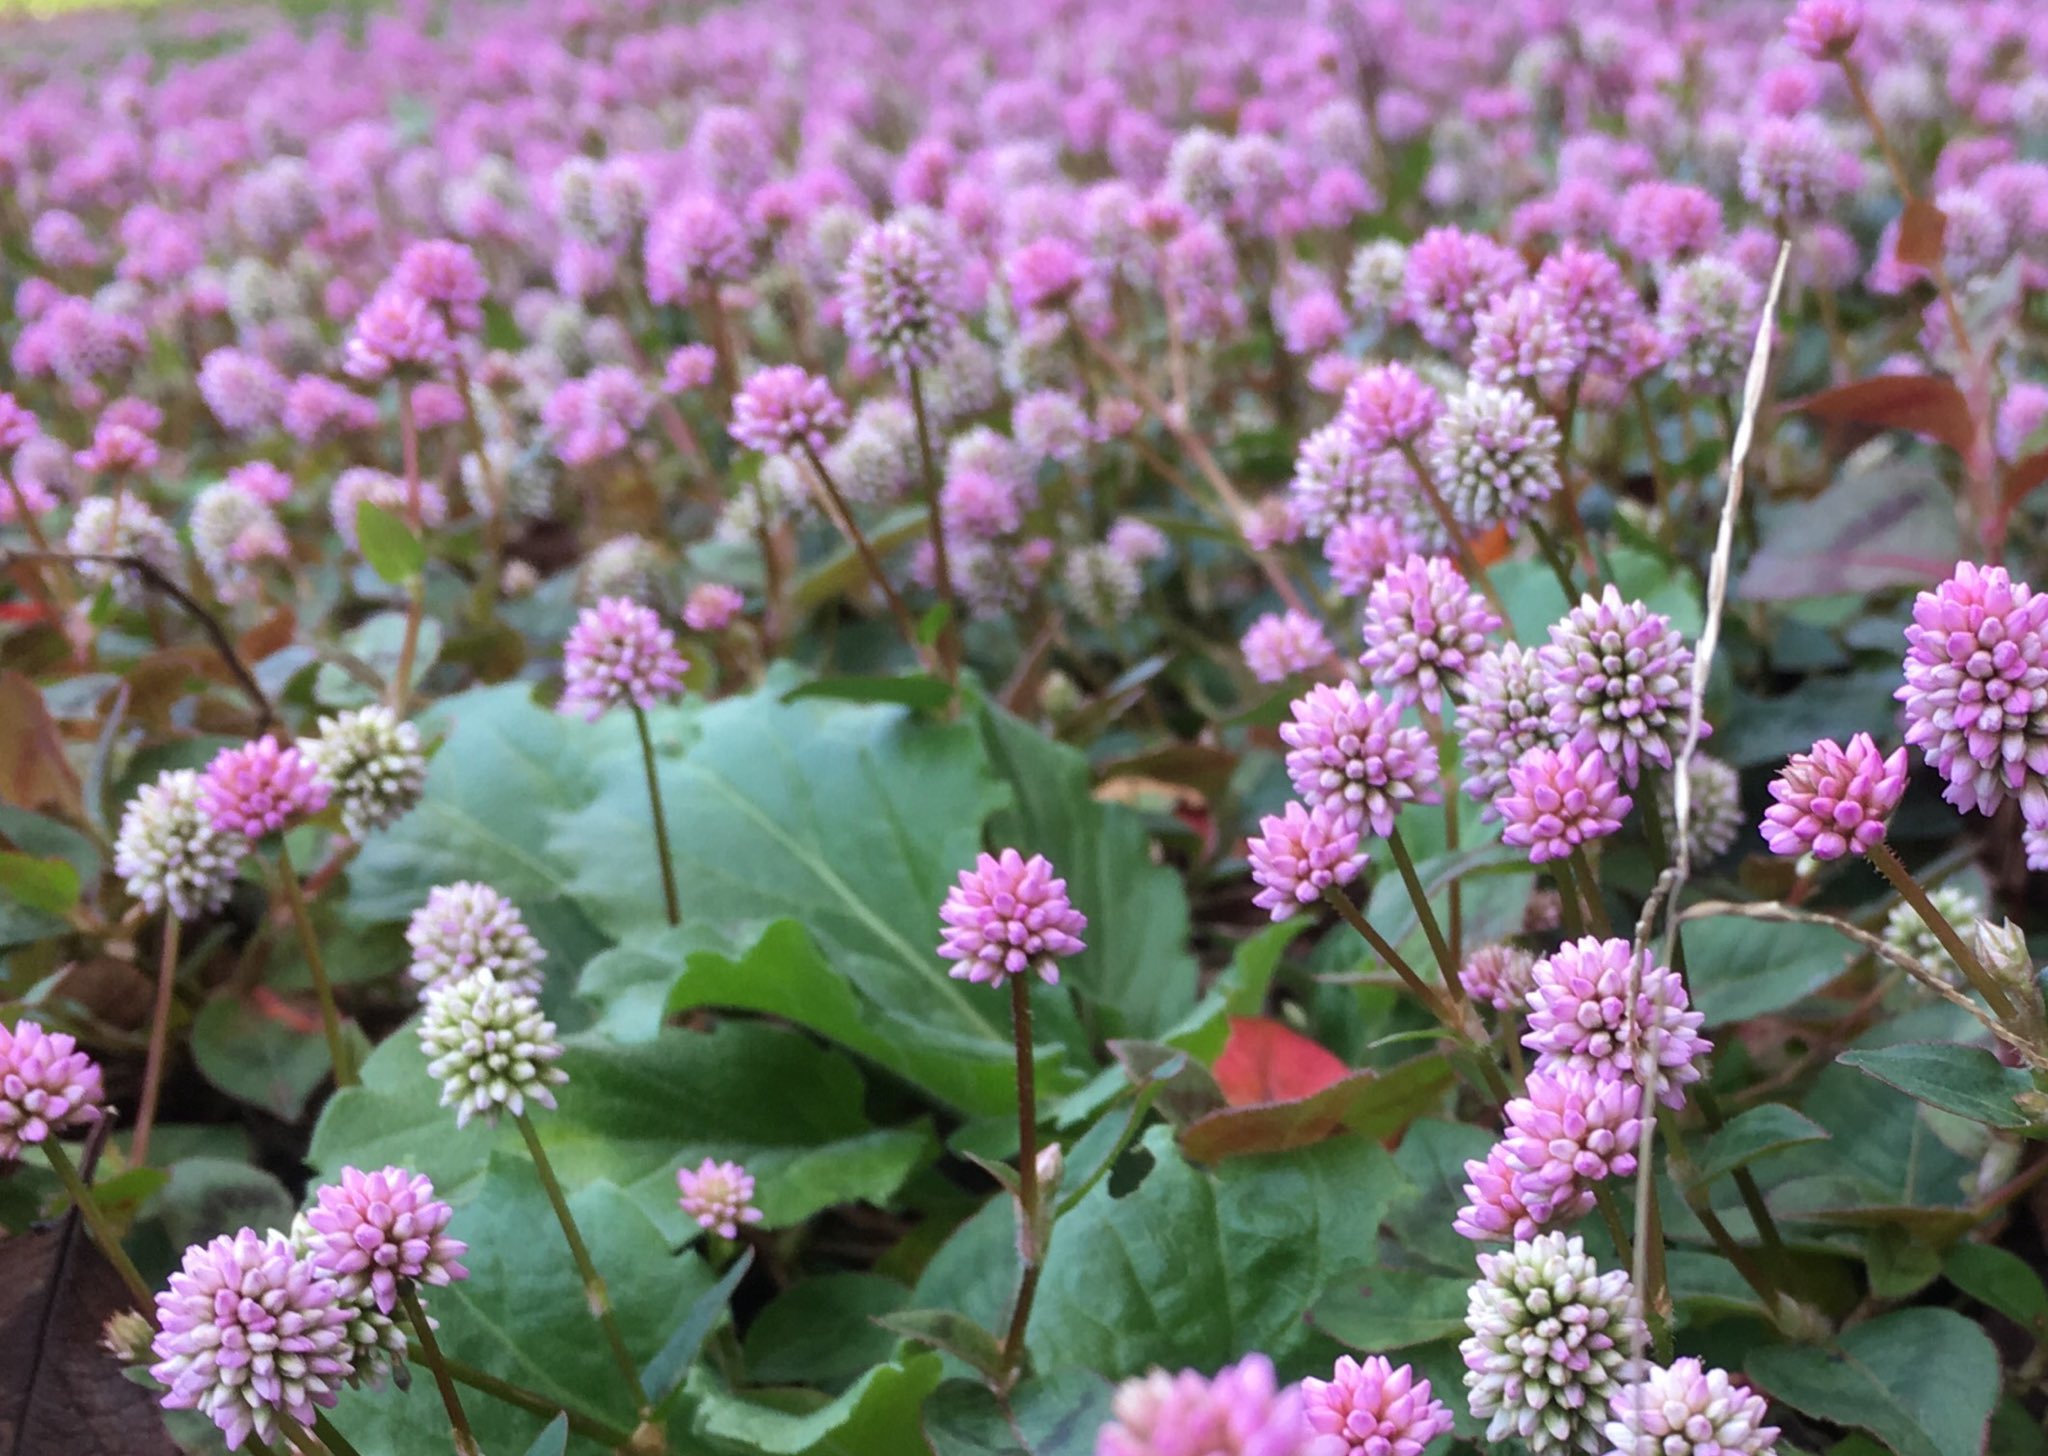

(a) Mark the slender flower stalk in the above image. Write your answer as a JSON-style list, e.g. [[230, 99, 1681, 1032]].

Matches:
[[1867, 840, 2018, 1023], [399, 1284, 480, 1456], [42, 1137, 156, 1313], [422, 1348, 637, 1446], [131, 915, 182, 1167], [276, 840, 357, 1088], [311, 1413, 366, 1456], [631, 705, 681, 927], [1567, 847, 1615, 937], [905, 368, 961, 686], [999, 971, 1041, 1387], [1385, 826, 1459, 991], [512, 1110, 649, 1409], [1323, 884, 1456, 1028], [390, 382, 427, 715], [1396, 441, 1505, 616], [797, 441, 929, 664]]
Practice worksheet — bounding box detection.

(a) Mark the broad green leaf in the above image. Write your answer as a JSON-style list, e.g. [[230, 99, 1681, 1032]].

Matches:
[[0, 804, 100, 885], [1384, 1118, 1496, 1274], [922, 1372, 1114, 1456], [1686, 1103, 1832, 1189], [690, 1351, 943, 1455], [522, 1415, 569, 1456], [873, 1309, 1005, 1380], [147, 1157, 293, 1255], [189, 994, 334, 1121], [1679, 913, 1849, 1025], [1023, 1127, 1412, 1378], [1311, 1267, 1471, 1352], [0, 850, 79, 915], [1945, 1243, 2048, 1331], [310, 1017, 932, 1240], [1837, 1044, 2041, 1131], [332, 1159, 712, 1456], [647, 1249, 754, 1409], [1717, 670, 1906, 768], [355, 499, 426, 584], [1746, 1307, 1999, 1456], [784, 674, 953, 711], [1766, 1064, 1976, 1226], [744, 1273, 912, 1389], [975, 702, 1199, 1040]]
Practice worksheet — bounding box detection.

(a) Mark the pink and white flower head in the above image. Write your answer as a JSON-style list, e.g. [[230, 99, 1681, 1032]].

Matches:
[[1497, 743, 1632, 864], [682, 582, 746, 633], [1340, 362, 1443, 452], [1324, 515, 1414, 598], [663, 344, 719, 395], [676, 1157, 766, 1238], [1500, 1067, 1644, 1221], [0, 393, 36, 452], [1604, 1358, 1779, 1456], [1897, 563, 2048, 828], [1460, 943, 1539, 1013], [306, 1166, 468, 1314], [1540, 587, 1698, 786], [406, 882, 545, 996], [1280, 681, 1441, 837], [730, 366, 846, 456], [343, 286, 455, 383], [1249, 800, 1367, 921], [1761, 733, 1908, 860], [1402, 226, 1528, 353], [1243, 609, 1336, 684], [839, 217, 966, 371], [560, 597, 687, 719], [75, 416, 158, 475], [937, 849, 1087, 985], [151, 1228, 356, 1449], [228, 461, 294, 505], [1359, 555, 1501, 712], [417, 970, 566, 1128], [199, 737, 332, 839], [392, 240, 487, 333], [198, 348, 289, 435], [1786, 0, 1863, 60], [0, 1019, 106, 1161], [1455, 1141, 1562, 1243], [1097, 1353, 1308, 1456], [1301, 1355, 1453, 1456], [1006, 235, 1091, 317], [1523, 936, 1710, 1109]]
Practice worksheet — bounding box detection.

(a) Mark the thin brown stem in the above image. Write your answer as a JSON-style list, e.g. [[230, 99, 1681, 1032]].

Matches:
[[1323, 884, 1460, 1032], [131, 916, 182, 1167], [798, 443, 929, 662], [390, 382, 427, 714], [1385, 826, 1458, 988], [1396, 442, 1506, 617], [1869, 839, 2019, 1023], [1568, 847, 1615, 938], [401, 1283, 481, 1456]]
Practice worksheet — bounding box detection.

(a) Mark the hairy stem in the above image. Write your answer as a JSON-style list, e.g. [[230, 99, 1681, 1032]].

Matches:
[[798, 442, 930, 664], [1869, 839, 2019, 1023], [1385, 826, 1458, 988]]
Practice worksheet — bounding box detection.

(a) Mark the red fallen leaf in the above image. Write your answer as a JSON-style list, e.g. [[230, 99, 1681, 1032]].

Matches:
[[0, 600, 52, 626], [1212, 1015, 1350, 1106], [1181, 1054, 1455, 1162], [1792, 374, 1978, 456], [1895, 197, 1947, 269]]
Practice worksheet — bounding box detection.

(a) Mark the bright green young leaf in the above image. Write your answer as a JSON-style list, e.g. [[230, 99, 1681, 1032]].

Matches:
[[1837, 1044, 2041, 1131], [689, 1351, 944, 1455], [0, 849, 80, 915], [1746, 1307, 1999, 1456], [1686, 1103, 1832, 1189], [355, 499, 426, 584]]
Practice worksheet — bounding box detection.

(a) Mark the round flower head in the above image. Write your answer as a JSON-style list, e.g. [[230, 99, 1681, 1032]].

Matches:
[[730, 366, 846, 456], [682, 582, 746, 633], [1249, 800, 1367, 921], [1360, 555, 1502, 712], [393, 240, 487, 333], [191, 483, 288, 603], [1341, 362, 1443, 451], [645, 194, 753, 303], [1456, 1142, 1561, 1244], [1243, 609, 1336, 684], [1499, 1067, 1645, 1222], [1348, 239, 1407, 319], [115, 769, 251, 921], [198, 348, 289, 434], [1457, 643, 1563, 814], [1097, 1353, 1307, 1456], [0, 392, 36, 450], [406, 882, 545, 995], [330, 467, 447, 552], [1471, 283, 1581, 398], [150, 1228, 355, 1450], [1738, 116, 1845, 224], [343, 286, 455, 383], [65, 496, 180, 607], [1897, 563, 2048, 827], [1461, 942, 1539, 1013], [1604, 1358, 1779, 1456], [1280, 681, 1441, 837], [1324, 514, 1414, 598], [840, 217, 964, 371], [1461, 1232, 1644, 1456], [305, 1166, 468, 1314], [298, 707, 425, 840], [560, 597, 687, 719], [418, 969, 567, 1128], [1658, 257, 1762, 396], [1541, 587, 1697, 786], [199, 737, 331, 839], [1302, 1355, 1454, 1456], [1427, 381, 1564, 532], [1786, 0, 1862, 59], [1290, 424, 1381, 537], [1498, 744, 1632, 864], [1523, 937, 1710, 1109], [1760, 733, 1907, 860], [937, 849, 1087, 986], [676, 1157, 766, 1238], [1065, 545, 1145, 631], [1006, 236, 1091, 317], [1883, 885, 1981, 987], [664, 344, 719, 395], [579, 533, 665, 605], [1657, 754, 1744, 864], [0, 1019, 106, 1161]]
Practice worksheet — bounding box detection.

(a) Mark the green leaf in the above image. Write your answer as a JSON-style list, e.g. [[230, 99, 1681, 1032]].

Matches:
[[356, 500, 426, 584], [1945, 1243, 2048, 1330], [189, 995, 335, 1121], [922, 1372, 1114, 1456], [783, 674, 953, 711], [1686, 1103, 1832, 1189], [0, 804, 101, 885], [1679, 913, 1849, 1025], [873, 1309, 1006, 1381], [315, 610, 443, 710], [744, 1273, 911, 1389], [0, 850, 79, 915], [1837, 1044, 2041, 1131], [332, 1158, 712, 1456], [646, 1248, 754, 1410], [310, 1018, 932, 1240], [1384, 1119, 1496, 1275], [1769, 1063, 1977, 1228], [522, 1415, 569, 1456], [975, 702, 1200, 1040], [691, 1351, 943, 1456], [1739, 462, 1960, 602], [1311, 1267, 1471, 1352], [1023, 1127, 1412, 1376], [1746, 1307, 2000, 1456]]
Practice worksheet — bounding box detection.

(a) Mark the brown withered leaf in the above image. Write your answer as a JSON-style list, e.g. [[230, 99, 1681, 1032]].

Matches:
[[237, 608, 298, 668], [0, 674, 84, 821], [1792, 374, 1977, 456], [1895, 197, 1947, 269], [0, 1222, 176, 1456]]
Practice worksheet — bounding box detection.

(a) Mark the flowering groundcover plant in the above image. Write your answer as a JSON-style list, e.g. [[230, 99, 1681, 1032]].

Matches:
[[3, 0, 2048, 1453]]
